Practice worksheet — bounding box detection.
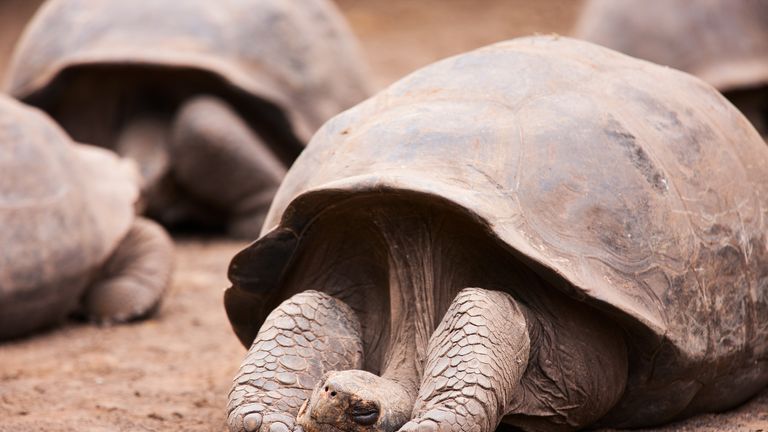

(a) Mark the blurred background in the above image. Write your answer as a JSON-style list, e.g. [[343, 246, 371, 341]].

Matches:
[[0, 0, 42, 84], [0, 1, 766, 431], [336, 0, 582, 87]]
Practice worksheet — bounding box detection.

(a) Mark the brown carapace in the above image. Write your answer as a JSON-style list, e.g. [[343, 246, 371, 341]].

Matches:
[[4, 0, 372, 238], [0, 95, 173, 340], [225, 37, 768, 431], [575, 0, 768, 140]]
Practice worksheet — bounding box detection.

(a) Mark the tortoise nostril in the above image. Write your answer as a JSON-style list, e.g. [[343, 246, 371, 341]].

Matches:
[[323, 384, 337, 397]]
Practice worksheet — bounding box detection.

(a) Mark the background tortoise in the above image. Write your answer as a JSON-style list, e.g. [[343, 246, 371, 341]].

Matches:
[[223, 36, 768, 431], [575, 0, 768, 140], [0, 95, 173, 340], [4, 0, 372, 237]]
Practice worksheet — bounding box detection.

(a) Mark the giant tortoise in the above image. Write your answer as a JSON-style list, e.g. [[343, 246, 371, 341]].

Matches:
[[4, 0, 372, 237], [575, 0, 768, 140], [0, 95, 173, 340], [224, 37, 768, 431]]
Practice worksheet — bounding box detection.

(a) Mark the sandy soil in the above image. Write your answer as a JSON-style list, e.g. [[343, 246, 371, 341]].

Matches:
[[0, 239, 246, 432], [1, 1, 767, 431]]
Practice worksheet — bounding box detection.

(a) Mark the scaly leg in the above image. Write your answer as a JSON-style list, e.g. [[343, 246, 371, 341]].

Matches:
[[228, 291, 363, 432], [400, 288, 531, 432], [82, 217, 174, 323], [170, 95, 286, 238]]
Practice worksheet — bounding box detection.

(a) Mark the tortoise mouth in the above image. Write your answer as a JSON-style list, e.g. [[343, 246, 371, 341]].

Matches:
[[349, 401, 380, 425]]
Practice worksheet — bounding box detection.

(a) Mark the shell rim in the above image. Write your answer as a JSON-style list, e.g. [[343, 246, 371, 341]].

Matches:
[[225, 176, 666, 351], [5, 50, 315, 143]]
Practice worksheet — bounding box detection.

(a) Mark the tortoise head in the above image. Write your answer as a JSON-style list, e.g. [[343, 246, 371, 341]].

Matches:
[[296, 370, 412, 432]]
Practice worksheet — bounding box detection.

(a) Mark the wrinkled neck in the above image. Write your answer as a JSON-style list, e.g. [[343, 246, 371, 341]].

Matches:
[[372, 210, 463, 400], [372, 374, 418, 430]]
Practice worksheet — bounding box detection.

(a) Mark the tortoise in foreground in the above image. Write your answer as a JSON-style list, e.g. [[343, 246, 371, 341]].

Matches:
[[575, 0, 768, 140], [4, 0, 372, 237], [0, 95, 173, 340], [224, 36, 768, 431]]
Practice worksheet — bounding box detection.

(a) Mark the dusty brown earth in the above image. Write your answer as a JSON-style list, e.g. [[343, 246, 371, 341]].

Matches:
[[1, 1, 767, 431]]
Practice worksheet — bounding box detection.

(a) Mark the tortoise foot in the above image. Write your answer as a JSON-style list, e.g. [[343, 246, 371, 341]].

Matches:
[[82, 217, 173, 323], [170, 95, 286, 238], [405, 288, 532, 432], [227, 291, 363, 432]]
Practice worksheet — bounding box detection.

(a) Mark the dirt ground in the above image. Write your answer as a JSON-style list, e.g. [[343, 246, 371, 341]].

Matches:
[[1, 1, 767, 431]]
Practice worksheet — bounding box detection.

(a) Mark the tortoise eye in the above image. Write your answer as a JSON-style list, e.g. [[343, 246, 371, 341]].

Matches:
[[349, 401, 379, 425]]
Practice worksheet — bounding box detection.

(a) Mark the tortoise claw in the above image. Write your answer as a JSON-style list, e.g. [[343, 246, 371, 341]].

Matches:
[[228, 403, 264, 432], [229, 404, 300, 432], [243, 413, 262, 432], [266, 421, 290, 432]]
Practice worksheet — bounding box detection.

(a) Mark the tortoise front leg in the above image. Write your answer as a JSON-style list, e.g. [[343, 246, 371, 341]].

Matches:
[[170, 95, 286, 238], [228, 291, 364, 432], [82, 217, 174, 323], [400, 288, 531, 432]]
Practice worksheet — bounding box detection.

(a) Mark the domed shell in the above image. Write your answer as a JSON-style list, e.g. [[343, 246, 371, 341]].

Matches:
[[4, 0, 372, 143], [575, 0, 768, 92], [0, 95, 138, 337], [226, 37, 768, 422]]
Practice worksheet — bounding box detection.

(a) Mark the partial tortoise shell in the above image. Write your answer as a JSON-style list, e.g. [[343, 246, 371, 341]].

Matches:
[[4, 0, 372, 146], [575, 0, 768, 93], [0, 95, 138, 337]]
